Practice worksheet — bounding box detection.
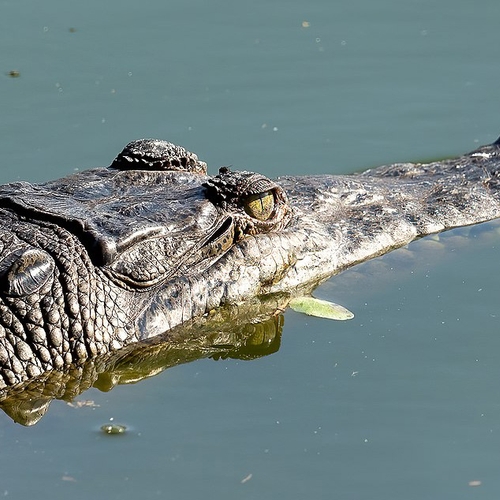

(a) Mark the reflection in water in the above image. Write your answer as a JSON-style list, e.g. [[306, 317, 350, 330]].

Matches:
[[0, 295, 287, 426]]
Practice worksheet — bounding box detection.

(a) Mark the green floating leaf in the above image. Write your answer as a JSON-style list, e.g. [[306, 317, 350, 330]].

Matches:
[[289, 296, 354, 321]]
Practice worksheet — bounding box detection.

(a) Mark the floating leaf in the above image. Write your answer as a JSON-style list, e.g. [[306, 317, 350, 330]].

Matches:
[[289, 296, 354, 320]]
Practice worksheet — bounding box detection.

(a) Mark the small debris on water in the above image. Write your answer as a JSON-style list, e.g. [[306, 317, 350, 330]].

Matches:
[[468, 480, 482, 487], [241, 474, 253, 484], [67, 399, 100, 409], [100, 423, 127, 435], [7, 70, 20, 78]]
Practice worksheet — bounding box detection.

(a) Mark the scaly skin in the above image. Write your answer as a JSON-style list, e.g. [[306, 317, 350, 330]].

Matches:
[[0, 137, 499, 388], [0, 212, 138, 385]]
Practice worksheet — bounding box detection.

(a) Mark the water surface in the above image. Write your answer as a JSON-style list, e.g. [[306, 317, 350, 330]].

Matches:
[[1, 0, 500, 498]]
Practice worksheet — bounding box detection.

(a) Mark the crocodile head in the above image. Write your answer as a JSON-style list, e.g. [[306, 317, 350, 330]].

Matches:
[[0, 140, 294, 387], [2, 137, 500, 389]]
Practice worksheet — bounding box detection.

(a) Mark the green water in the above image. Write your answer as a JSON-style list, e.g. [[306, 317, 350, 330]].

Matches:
[[2, 0, 500, 498]]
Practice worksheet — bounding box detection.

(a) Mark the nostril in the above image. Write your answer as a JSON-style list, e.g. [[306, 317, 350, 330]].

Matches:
[[0, 248, 55, 297]]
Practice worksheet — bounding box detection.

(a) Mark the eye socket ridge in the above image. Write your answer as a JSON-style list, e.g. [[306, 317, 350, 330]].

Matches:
[[202, 168, 291, 229]]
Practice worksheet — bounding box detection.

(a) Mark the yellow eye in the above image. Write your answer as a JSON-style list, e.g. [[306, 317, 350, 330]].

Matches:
[[244, 191, 275, 220]]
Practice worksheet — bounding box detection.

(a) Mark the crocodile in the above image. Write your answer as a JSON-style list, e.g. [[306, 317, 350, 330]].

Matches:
[[0, 137, 500, 390]]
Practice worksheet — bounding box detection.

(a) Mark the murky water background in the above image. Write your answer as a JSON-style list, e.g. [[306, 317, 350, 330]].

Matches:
[[1, 0, 500, 498]]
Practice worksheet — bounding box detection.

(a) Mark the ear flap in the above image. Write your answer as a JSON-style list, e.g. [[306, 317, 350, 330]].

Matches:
[[0, 248, 54, 297]]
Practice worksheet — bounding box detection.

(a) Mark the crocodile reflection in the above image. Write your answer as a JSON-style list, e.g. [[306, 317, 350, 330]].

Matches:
[[0, 296, 285, 426]]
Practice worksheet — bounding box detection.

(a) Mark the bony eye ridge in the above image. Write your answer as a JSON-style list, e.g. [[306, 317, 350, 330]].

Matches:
[[203, 168, 291, 232]]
